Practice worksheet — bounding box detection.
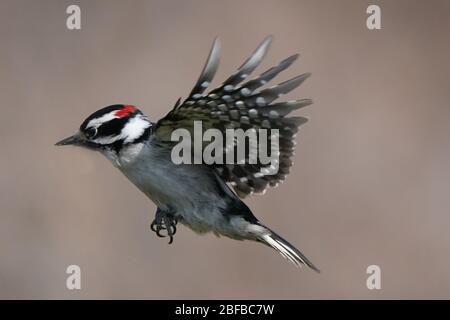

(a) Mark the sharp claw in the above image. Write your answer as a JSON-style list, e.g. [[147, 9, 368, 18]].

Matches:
[[156, 227, 166, 238], [172, 224, 177, 235], [151, 209, 178, 243]]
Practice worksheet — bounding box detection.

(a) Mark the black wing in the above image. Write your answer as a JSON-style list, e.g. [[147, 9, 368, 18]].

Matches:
[[153, 36, 312, 198]]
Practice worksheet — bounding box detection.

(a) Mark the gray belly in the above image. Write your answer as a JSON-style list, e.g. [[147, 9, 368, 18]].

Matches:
[[118, 148, 237, 235]]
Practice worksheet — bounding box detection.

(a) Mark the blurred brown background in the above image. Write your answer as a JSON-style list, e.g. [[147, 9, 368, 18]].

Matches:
[[0, 0, 449, 299]]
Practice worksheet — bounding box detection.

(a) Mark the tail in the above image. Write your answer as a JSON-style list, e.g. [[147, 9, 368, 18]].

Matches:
[[257, 226, 320, 273]]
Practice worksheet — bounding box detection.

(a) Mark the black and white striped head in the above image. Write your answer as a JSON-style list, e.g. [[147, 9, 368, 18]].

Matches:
[[55, 104, 152, 152]]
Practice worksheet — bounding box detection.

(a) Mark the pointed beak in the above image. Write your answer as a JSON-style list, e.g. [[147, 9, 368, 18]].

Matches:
[[55, 132, 84, 146]]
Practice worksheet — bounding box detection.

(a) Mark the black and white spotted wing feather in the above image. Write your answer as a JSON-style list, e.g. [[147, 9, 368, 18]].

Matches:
[[154, 36, 312, 198], [189, 37, 221, 98]]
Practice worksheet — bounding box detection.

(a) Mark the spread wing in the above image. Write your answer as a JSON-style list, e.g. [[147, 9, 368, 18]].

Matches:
[[153, 36, 312, 198]]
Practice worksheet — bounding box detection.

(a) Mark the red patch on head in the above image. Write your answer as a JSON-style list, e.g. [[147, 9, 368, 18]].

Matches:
[[115, 105, 137, 118]]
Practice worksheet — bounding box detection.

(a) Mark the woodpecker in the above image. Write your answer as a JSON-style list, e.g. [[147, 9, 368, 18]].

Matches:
[[56, 36, 319, 272]]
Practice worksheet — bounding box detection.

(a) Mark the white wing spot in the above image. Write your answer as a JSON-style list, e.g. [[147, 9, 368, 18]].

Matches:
[[269, 110, 279, 118], [256, 97, 266, 107], [240, 116, 250, 124], [218, 104, 228, 112], [248, 109, 258, 118], [224, 85, 234, 92], [240, 88, 251, 96], [235, 101, 245, 109], [222, 95, 232, 102]]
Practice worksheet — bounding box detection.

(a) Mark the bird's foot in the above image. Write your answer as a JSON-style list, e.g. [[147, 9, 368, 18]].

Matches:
[[150, 207, 178, 244]]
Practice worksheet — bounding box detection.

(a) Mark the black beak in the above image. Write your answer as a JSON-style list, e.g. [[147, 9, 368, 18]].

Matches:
[[55, 132, 84, 146]]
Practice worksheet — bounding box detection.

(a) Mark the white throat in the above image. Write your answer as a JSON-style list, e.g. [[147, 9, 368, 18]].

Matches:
[[101, 142, 146, 168]]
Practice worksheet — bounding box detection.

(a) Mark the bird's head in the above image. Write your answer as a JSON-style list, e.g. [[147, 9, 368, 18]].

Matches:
[[55, 104, 152, 152]]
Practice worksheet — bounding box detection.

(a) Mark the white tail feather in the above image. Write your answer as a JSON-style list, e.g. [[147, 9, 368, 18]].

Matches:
[[259, 228, 320, 272]]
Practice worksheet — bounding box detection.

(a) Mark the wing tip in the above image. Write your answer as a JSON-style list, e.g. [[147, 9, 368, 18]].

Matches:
[[256, 35, 274, 58], [262, 34, 274, 47], [282, 72, 312, 89], [212, 36, 221, 50]]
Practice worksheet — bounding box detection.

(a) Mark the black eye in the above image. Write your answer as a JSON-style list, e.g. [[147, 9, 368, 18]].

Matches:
[[84, 127, 97, 139]]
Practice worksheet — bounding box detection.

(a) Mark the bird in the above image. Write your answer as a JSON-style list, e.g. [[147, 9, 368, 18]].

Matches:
[[55, 36, 319, 272]]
